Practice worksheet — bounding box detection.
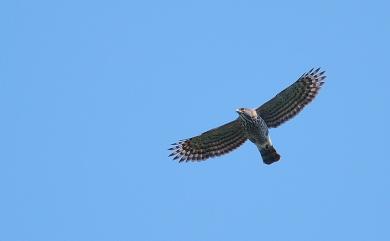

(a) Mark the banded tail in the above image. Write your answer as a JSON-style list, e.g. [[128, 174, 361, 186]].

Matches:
[[259, 145, 281, 165]]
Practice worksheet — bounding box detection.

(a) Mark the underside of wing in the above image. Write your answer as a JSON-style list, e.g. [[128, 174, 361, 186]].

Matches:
[[169, 119, 247, 162], [256, 68, 326, 128]]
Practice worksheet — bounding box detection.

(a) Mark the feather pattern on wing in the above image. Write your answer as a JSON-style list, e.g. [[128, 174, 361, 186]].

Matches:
[[169, 119, 247, 162], [256, 68, 326, 128]]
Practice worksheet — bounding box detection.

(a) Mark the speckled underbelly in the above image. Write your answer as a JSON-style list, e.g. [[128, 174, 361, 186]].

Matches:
[[242, 116, 269, 145]]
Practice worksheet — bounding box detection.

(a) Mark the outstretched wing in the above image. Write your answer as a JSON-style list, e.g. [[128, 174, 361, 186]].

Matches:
[[256, 68, 326, 128], [169, 119, 247, 162]]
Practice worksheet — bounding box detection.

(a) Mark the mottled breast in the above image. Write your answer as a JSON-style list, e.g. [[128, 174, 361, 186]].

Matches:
[[240, 115, 269, 144]]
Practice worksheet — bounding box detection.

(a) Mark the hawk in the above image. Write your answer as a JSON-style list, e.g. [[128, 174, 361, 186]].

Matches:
[[169, 68, 326, 164]]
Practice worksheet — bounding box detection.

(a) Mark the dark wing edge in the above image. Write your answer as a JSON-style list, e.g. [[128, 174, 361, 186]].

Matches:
[[256, 68, 326, 128], [169, 119, 247, 162]]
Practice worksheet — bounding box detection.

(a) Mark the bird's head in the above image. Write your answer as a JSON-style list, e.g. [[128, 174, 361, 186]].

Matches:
[[236, 108, 257, 121]]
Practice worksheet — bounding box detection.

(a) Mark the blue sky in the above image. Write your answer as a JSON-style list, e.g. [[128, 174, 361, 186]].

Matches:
[[1, 0, 389, 240]]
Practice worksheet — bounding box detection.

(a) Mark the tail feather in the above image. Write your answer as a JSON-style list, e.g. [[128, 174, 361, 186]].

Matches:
[[260, 145, 281, 165]]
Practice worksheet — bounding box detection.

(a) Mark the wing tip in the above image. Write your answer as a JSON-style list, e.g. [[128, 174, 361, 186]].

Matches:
[[303, 67, 327, 85]]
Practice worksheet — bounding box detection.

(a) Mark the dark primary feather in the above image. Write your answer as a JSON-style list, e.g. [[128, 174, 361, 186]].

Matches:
[[169, 119, 247, 162], [256, 68, 326, 128]]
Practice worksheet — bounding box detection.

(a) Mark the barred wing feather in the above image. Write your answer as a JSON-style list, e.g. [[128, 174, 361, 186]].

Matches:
[[256, 68, 326, 128], [169, 119, 247, 162]]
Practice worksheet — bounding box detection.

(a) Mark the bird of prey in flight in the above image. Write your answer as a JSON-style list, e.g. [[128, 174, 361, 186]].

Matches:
[[169, 68, 326, 165]]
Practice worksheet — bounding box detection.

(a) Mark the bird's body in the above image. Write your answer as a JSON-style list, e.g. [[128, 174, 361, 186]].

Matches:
[[169, 68, 326, 165], [237, 108, 268, 144], [236, 108, 280, 164]]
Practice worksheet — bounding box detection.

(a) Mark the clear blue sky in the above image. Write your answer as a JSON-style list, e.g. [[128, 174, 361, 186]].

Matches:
[[1, 0, 389, 240]]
